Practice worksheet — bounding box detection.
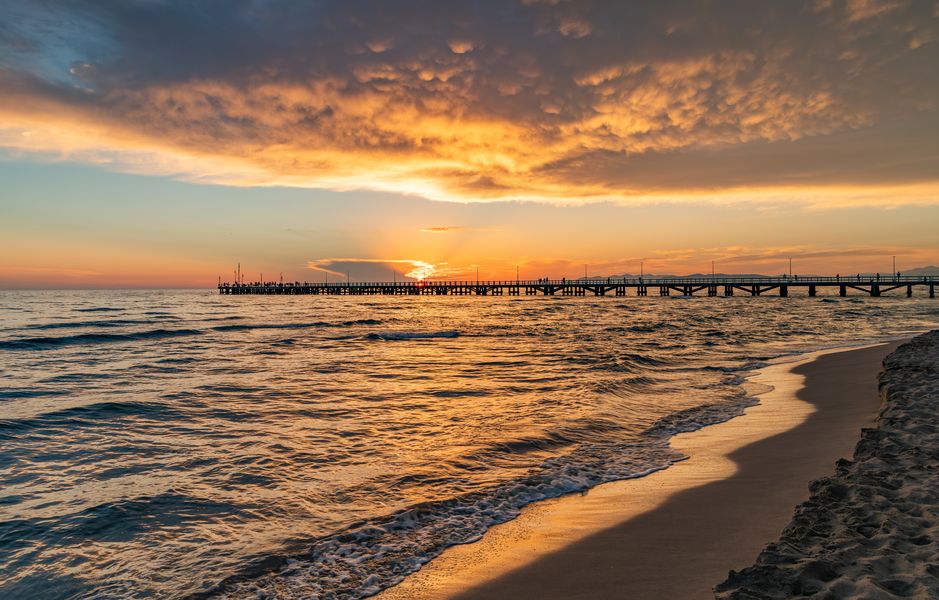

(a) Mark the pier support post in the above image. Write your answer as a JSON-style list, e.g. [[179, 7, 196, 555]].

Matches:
[[871, 284, 880, 297], [708, 286, 717, 297], [907, 285, 913, 297], [780, 285, 788, 297], [683, 286, 692, 296], [751, 286, 760, 296], [808, 285, 816, 297], [660, 286, 669, 296], [724, 285, 733, 296], [638, 286, 647, 296], [840, 285, 846, 297], [931, 284, 935, 298]]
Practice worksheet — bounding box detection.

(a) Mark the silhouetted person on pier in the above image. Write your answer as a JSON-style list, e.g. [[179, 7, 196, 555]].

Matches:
[[897, 271, 901, 280], [836, 274, 840, 281], [876, 273, 880, 281]]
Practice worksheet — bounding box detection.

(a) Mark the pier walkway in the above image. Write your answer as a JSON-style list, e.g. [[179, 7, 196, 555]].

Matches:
[[219, 276, 937, 298]]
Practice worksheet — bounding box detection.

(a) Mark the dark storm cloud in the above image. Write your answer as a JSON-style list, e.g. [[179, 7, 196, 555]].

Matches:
[[1, 0, 938, 201]]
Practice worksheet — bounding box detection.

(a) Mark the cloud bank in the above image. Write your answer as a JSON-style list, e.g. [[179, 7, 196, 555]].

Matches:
[[2, 0, 938, 203]]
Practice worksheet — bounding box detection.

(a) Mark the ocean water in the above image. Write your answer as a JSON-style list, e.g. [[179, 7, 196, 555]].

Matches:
[[1, 289, 936, 599]]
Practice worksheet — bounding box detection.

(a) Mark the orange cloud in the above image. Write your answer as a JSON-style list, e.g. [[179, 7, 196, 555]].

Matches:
[[1, 1, 938, 205], [307, 258, 439, 280]]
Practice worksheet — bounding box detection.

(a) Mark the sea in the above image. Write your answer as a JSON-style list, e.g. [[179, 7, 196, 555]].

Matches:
[[1, 289, 936, 599]]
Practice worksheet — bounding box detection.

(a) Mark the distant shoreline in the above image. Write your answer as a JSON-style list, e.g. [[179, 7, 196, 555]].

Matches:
[[378, 340, 903, 599]]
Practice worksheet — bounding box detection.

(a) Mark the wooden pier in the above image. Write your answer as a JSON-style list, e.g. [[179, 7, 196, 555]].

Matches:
[[219, 276, 937, 298]]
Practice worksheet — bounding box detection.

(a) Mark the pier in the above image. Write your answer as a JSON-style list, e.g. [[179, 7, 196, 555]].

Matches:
[[219, 276, 937, 298]]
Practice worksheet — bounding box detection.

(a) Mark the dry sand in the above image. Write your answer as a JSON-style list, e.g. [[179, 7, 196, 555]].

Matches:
[[378, 341, 903, 600]]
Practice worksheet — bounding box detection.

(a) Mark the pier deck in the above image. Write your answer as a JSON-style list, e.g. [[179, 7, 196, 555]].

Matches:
[[219, 276, 937, 298]]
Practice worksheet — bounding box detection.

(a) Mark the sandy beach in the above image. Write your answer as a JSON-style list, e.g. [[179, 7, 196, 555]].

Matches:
[[379, 340, 905, 600], [718, 331, 939, 598]]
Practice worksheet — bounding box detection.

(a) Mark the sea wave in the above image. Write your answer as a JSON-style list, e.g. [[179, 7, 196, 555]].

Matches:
[[0, 388, 72, 401], [0, 318, 388, 349], [209, 447, 681, 599], [365, 330, 459, 341], [0, 400, 172, 436], [209, 394, 757, 600], [23, 318, 174, 330], [213, 319, 382, 332], [0, 328, 203, 350]]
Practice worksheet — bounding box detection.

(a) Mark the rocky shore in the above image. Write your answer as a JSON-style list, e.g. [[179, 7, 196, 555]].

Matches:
[[716, 331, 939, 599]]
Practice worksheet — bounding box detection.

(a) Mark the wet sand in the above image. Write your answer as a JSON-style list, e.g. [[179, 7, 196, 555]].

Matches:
[[378, 341, 903, 600]]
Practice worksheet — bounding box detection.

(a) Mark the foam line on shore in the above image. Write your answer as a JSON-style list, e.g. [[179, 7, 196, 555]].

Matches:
[[377, 341, 902, 600]]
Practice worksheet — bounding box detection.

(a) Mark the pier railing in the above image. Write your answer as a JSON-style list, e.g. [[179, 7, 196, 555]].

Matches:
[[218, 275, 937, 298]]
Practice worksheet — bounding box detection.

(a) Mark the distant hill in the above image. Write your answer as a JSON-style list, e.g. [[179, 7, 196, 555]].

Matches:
[[904, 266, 939, 276]]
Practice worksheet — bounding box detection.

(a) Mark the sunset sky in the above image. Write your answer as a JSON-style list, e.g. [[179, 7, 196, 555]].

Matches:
[[2, 0, 939, 287]]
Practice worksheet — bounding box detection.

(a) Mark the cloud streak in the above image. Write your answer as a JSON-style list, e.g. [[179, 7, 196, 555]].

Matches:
[[307, 258, 439, 280], [1, 0, 938, 204], [421, 226, 464, 233]]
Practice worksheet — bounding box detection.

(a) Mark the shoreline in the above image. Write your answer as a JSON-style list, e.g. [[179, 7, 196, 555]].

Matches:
[[717, 330, 939, 598], [378, 340, 904, 600]]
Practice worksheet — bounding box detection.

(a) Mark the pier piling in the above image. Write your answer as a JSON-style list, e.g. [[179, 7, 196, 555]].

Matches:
[[218, 276, 938, 299]]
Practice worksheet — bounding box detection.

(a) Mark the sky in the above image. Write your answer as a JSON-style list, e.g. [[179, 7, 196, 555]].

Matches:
[[1, 0, 938, 287]]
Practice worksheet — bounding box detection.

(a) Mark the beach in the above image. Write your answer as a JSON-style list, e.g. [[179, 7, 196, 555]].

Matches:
[[379, 340, 906, 600], [718, 330, 939, 598]]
